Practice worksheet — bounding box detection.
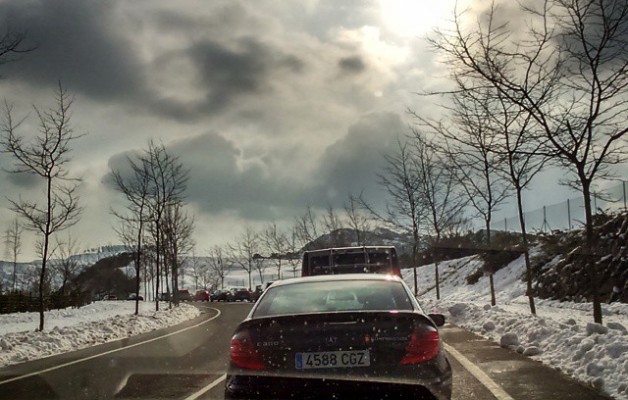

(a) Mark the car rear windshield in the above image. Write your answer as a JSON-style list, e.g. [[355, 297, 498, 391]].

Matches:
[[252, 280, 414, 318]]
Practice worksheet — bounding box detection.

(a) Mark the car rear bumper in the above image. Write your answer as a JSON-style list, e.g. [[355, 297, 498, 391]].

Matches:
[[224, 375, 451, 400]]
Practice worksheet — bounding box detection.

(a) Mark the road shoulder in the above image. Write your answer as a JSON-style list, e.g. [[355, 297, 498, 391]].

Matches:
[[441, 325, 612, 400]]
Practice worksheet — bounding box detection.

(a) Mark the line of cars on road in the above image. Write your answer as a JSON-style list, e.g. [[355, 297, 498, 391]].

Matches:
[[200, 283, 275, 303]]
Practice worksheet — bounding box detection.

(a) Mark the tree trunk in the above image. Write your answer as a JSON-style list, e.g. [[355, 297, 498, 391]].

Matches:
[[516, 186, 536, 315], [582, 181, 602, 324], [435, 262, 440, 300], [165, 256, 171, 309], [412, 223, 419, 296], [12, 261, 17, 292], [155, 224, 161, 311], [39, 174, 54, 331], [490, 274, 496, 306], [486, 219, 496, 306]]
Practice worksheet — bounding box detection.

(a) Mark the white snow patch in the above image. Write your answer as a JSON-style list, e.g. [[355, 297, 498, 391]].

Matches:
[[0, 301, 200, 367], [403, 255, 628, 400]]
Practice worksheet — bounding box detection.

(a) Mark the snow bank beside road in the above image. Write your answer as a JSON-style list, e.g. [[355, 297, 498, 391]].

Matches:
[[0, 302, 201, 367], [405, 256, 628, 400], [430, 299, 628, 400]]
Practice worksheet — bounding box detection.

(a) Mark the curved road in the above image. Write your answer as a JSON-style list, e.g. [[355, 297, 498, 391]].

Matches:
[[0, 302, 610, 399]]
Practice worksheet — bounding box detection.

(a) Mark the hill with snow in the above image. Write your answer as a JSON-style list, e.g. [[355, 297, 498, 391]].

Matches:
[[406, 254, 628, 400]]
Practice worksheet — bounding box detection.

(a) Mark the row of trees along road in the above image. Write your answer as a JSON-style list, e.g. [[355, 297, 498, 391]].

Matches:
[[110, 141, 192, 315], [188, 201, 374, 294], [394, 0, 628, 324]]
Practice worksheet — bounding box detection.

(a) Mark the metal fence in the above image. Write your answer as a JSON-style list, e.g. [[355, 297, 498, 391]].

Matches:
[[491, 181, 627, 233]]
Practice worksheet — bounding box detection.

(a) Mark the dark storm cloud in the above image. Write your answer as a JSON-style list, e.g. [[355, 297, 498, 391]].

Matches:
[[191, 39, 269, 108], [166, 131, 314, 220], [187, 37, 304, 113], [555, 0, 628, 75], [104, 132, 312, 220], [314, 112, 406, 206], [143, 36, 304, 121], [103, 112, 405, 222], [473, 0, 628, 77], [0, 0, 146, 101], [339, 56, 366, 73], [4, 171, 39, 189]]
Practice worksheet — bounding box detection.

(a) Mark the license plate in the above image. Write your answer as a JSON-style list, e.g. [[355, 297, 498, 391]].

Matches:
[[295, 350, 370, 369]]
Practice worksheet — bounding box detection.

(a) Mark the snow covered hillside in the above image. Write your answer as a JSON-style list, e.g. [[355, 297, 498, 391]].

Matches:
[[0, 301, 200, 367], [404, 255, 628, 400]]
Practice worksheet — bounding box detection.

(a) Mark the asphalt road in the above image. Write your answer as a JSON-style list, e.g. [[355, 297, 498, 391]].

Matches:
[[0, 302, 612, 400]]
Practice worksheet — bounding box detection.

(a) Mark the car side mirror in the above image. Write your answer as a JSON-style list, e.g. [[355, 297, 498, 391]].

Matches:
[[428, 313, 446, 327]]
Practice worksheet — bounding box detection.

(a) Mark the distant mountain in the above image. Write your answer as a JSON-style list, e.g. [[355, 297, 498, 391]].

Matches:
[[0, 245, 129, 292]]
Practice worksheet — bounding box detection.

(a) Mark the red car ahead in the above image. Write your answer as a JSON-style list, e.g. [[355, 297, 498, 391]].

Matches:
[[194, 290, 210, 302]]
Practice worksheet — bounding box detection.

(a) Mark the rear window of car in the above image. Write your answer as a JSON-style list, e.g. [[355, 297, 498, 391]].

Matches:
[[252, 280, 415, 318]]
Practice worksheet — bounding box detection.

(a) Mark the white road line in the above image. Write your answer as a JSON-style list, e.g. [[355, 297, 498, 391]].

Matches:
[[443, 342, 515, 400], [0, 307, 222, 386], [183, 373, 227, 400]]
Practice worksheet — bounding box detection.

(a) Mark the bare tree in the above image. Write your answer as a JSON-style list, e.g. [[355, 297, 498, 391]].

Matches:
[[410, 129, 468, 300], [188, 250, 202, 291], [110, 152, 152, 315], [4, 218, 23, 291], [162, 203, 195, 305], [144, 141, 189, 310], [287, 227, 303, 277], [415, 86, 512, 306], [430, 0, 628, 322], [200, 263, 220, 291], [1, 84, 83, 331], [53, 233, 80, 296], [488, 92, 548, 314], [344, 195, 372, 246], [294, 206, 326, 250], [322, 204, 348, 247], [0, 30, 35, 67], [207, 245, 227, 289], [252, 255, 269, 284], [228, 226, 259, 290], [360, 140, 425, 295], [262, 223, 291, 280], [414, 88, 510, 245]]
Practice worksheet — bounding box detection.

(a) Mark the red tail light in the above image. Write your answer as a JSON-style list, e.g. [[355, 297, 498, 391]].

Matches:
[[400, 325, 440, 364], [230, 331, 265, 370]]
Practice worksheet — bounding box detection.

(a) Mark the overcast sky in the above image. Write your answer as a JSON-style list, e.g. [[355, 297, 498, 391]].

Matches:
[[0, 0, 612, 261]]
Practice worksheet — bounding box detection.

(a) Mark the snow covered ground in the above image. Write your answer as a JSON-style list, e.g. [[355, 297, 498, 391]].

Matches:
[[0, 301, 201, 367], [404, 255, 628, 400]]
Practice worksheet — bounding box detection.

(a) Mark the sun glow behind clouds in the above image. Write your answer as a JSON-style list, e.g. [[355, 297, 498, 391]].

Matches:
[[379, 0, 458, 37]]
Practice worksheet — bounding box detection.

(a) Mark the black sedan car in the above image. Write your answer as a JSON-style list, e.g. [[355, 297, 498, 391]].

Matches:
[[210, 289, 233, 302], [230, 287, 253, 302], [224, 274, 452, 400]]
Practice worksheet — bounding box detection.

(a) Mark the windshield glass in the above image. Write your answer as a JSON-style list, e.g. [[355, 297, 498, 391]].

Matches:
[[253, 280, 414, 318], [0, 1, 627, 400]]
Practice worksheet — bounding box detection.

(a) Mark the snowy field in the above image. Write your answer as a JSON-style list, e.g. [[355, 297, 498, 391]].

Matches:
[[0, 301, 200, 367], [405, 255, 628, 400]]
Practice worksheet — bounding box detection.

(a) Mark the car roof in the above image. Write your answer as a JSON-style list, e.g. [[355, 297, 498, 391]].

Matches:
[[303, 246, 396, 255], [269, 273, 403, 288]]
